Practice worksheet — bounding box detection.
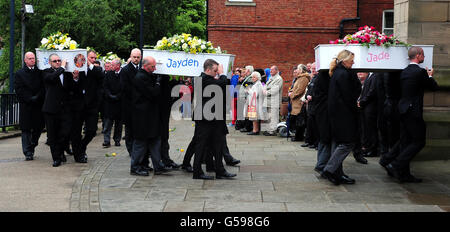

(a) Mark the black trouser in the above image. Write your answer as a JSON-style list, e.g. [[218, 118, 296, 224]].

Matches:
[[68, 110, 87, 161], [390, 114, 426, 175], [205, 135, 234, 170], [21, 128, 43, 156], [305, 112, 318, 145], [193, 121, 226, 177], [291, 113, 305, 140], [131, 137, 163, 172], [124, 123, 133, 155], [103, 118, 122, 144], [362, 109, 378, 153], [45, 111, 73, 162], [80, 108, 98, 153]]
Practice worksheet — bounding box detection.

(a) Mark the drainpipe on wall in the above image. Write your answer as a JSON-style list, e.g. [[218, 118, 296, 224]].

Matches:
[[339, 0, 360, 39], [206, 0, 209, 41]]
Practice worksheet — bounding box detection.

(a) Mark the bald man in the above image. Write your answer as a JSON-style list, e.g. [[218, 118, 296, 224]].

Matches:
[[120, 48, 141, 156], [14, 52, 45, 161], [129, 56, 171, 176]]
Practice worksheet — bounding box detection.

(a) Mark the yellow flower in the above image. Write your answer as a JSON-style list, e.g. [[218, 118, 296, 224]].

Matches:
[[69, 43, 76, 50]]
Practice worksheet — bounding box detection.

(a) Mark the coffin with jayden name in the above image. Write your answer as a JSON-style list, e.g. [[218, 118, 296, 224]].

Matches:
[[36, 48, 88, 73], [314, 44, 434, 71], [143, 49, 235, 78]]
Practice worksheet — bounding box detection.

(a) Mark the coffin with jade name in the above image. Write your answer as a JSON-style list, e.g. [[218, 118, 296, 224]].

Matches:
[[36, 48, 88, 73], [143, 49, 235, 78], [314, 44, 433, 71]]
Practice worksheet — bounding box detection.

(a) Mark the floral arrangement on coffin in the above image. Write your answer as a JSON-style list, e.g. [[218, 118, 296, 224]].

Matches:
[[329, 26, 409, 48], [100, 52, 122, 64], [40, 31, 79, 50], [154, 33, 223, 54]]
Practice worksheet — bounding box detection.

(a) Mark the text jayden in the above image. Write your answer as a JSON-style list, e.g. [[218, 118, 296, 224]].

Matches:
[[167, 58, 199, 69]]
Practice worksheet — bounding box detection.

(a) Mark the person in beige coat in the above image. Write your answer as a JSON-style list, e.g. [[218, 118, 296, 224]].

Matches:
[[262, 66, 284, 136], [245, 72, 265, 135], [289, 64, 310, 141]]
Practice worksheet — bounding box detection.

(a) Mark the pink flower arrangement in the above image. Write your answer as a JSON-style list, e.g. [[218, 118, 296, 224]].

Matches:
[[329, 26, 409, 48]]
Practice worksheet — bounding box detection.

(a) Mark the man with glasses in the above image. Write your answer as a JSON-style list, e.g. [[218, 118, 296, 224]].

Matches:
[[42, 54, 83, 167]]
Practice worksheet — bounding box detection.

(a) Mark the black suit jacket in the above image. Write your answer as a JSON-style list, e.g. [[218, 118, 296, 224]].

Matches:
[[120, 62, 139, 124], [398, 64, 438, 117], [42, 67, 82, 114], [131, 69, 162, 139], [80, 65, 104, 110], [14, 66, 45, 130], [359, 72, 378, 113]]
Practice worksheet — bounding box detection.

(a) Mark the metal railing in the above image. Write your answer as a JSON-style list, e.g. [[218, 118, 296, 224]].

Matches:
[[0, 93, 19, 132]]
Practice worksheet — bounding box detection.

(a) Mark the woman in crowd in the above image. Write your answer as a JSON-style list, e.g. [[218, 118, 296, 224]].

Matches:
[[288, 64, 310, 142], [322, 50, 361, 185], [245, 71, 265, 135]]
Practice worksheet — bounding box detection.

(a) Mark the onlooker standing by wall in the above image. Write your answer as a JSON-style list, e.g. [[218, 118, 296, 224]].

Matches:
[[288, 64, 309, 141], [262, 65, 283, 136], [245, 71, 265, 135]]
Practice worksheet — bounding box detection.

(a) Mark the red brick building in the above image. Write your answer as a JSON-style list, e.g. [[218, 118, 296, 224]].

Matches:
[[207, 0, 394, 95]]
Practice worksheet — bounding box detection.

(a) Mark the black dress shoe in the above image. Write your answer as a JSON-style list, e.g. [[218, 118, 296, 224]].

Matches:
[[226, 159, 241, 166], [363, 150, 378, 157], [65, 148, 73, 156], [379, 161, 393, 177], [339, 175, 356, 184], [247, 131, 259, 135], [322, 171, 340, 185], [142, 166, 154, 172], [75, 157, 88, 163], [263, 131, 276, 136], [130, 169, 149, 176], [154, 167, 172, 175], [25, 152, 34, 161], [53, 160, 61, 167], [240, 128, 251, 133], [401, 174, 423, 183], [102, 142, 111, 148], [193, 174, 214, 180], [114, 141, 121, 147], [385, 164, 402, 180], [181, 165, 194, 173], [308, 144, 317, 149], [314, 168, 323, 176], [166, 162, 181, 169], [353, 154, 368, 164], [300, 143, 310, 147], [216, 171, 237, 179]]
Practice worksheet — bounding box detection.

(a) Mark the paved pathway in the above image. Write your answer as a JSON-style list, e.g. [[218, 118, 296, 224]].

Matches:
[[1, 119, 450, 212]]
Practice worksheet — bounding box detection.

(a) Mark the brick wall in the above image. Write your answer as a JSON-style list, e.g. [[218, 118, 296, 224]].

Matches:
[[208, 0, 393, 95]]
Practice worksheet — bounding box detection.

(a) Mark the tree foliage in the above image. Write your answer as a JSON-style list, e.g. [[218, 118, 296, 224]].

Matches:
[[0, 0, 207, 87]]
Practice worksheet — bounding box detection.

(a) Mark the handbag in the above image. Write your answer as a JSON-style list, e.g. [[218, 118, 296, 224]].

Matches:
[[247, 92, 258, 119]]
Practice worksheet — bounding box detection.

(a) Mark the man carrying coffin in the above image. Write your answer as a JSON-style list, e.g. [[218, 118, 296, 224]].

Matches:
[[42, 54, 84, 167], [383, 46, 438, 183], [129, 56, 171, 176], [71, 50, 104, 161], [120, 48, 141, 156], [192, 59, 236, 180], [14, 52, 45, 161]]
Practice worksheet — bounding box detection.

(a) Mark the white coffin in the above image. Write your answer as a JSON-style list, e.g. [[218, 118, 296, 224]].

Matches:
[[36, 49, 88, 72], [143, 49, 235, 78], [315, 44, 434, 71]]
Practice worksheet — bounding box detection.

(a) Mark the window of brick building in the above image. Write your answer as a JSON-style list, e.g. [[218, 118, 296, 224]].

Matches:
[[383, 10, 394, 36], [226, 0, 256, 6]]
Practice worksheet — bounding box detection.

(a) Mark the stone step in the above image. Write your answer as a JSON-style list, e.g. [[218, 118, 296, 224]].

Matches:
[[416, 139, 450, 161]]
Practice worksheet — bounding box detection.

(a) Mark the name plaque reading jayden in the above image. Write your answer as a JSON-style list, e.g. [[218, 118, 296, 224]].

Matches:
[[314, 44, 434, 71], [143, 49, 235, 78]]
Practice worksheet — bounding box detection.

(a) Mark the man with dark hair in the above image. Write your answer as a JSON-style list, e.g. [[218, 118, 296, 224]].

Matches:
[[42, 54, 84, 167], [383, 46, 438, 183], [191, 59, 236, 180], [103, 58, 123, 148], [14, 52, 45, 161]]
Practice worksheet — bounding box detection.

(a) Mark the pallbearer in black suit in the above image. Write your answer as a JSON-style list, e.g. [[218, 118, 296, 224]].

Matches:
[[192, 59, 236, 180], [103, 59, 123, 147], [129, 56, 171, 176], [120, 48, 141, 156], [14, 52, 45, 161], [42, 54, 83, 167], [383, 46, 438, 183], [358, 72, 379, 157], [71, 50, 104, 161]]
